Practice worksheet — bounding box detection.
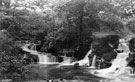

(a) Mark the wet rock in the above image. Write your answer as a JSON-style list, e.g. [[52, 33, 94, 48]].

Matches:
[[129, 38, 135, 52], [90, 35, 120, 69], [74, 63, 79, 69]]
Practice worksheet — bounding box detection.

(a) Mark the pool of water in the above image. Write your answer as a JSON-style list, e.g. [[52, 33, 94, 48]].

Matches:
[[26, 64, 135, 82]]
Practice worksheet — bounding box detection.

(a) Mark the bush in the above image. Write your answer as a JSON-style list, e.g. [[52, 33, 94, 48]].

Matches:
[[0, 38, 30, 81]]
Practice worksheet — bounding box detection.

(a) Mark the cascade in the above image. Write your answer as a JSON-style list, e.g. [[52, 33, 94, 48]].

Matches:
[[89, 55, 97, 68], [93, 38, 133, 76], [22, 43, 58, 64], [22, 43, 93, 66], [59, 49, 92, 66], [38, 53, 49, 63], [71, 49, 92, 66], [59, 55, 73, 65]]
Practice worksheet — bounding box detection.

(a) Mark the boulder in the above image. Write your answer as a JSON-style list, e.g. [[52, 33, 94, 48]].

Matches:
[[74, 63, 79, 69], [128, 38, 135, 68], [129, 38, 135, 52], [90, 35, 120, 68]]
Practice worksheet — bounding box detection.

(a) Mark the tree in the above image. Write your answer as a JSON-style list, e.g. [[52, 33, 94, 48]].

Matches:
[[0, 29, 30, 81]]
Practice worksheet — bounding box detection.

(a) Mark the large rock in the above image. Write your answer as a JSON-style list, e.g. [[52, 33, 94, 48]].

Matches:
[[128, 38, 135, 68], [129, 38, 135, 52], [90, 35, 119, 60], [89, 35, 120, 68]]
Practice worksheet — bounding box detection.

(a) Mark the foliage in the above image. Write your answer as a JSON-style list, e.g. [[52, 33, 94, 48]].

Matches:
[[0, 32, 30, 81], [0, 0, 135, 80]]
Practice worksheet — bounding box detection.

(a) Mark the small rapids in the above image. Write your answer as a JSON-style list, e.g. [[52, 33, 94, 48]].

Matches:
[[21, 39, 135, 82], [60, 49, 92, 66], [92, 39, 135, 82], [22, 43, 91, 65], [22, 44, 59, 64]]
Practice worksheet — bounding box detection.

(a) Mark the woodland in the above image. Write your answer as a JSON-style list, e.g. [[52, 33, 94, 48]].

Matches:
[[0, 0, 135, 81]]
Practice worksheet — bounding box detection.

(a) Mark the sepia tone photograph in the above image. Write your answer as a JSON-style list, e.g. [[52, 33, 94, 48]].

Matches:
[[0, 0, 135, 82]]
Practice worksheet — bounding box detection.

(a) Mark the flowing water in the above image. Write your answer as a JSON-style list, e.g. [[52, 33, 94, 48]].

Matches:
[[89, 55, 97, 68], [71, 49, 92, 66], [57, 49, 92, 66], [59, 55, 73, 65], [22, 41, 135, 82], [95, 40, 130, 73], [22, 43, 92, 66], [22, 44, 59, 64], [92, 39, 135, 82]]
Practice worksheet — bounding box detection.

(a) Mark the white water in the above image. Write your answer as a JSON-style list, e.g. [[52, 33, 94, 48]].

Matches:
[[59, 55, 73, 65], [71, 49, 92, 66], [22, 43, 92, 66], [58, 49, 92, 66], [89, 55, 97, 68], [92, 39, 135, 82], [21, 40, 135, 82], [22, 44, 59, 64], [94, 41, 130, 73]]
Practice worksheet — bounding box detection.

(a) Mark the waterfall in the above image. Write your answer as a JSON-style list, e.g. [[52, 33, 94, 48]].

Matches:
[[38, 53, 48, 63], [59, 50, 92, 66], [60, 55, 73, 65], [108, 42, 130, 72], [71, 49, 92, 66], [89, 55, 97, 68], [37, 53, 59, 64], [22, 44, 59, 64], [22, 43, 95, 66], [94, 39, 132, 75], [78, 49, 92, 66]]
